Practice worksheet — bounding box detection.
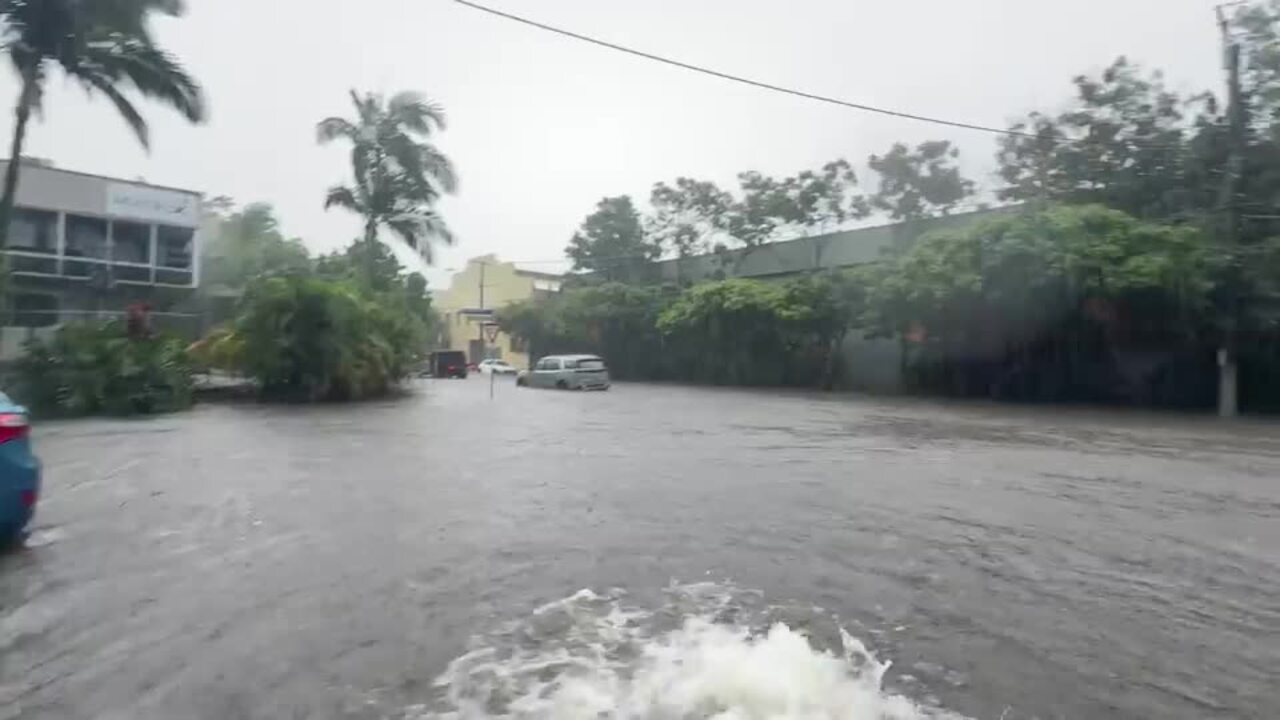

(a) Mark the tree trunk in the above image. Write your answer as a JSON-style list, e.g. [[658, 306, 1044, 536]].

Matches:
[[820, 330, 846, 391], [361, 219, 378, 288], [0, 67, 39, 250]]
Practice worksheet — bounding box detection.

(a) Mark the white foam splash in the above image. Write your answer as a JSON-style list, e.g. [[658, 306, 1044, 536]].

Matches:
[[418, 584, 965, 720]]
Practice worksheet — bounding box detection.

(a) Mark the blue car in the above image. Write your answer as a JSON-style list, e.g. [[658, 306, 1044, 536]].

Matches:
[[0, 393, 40, 544]]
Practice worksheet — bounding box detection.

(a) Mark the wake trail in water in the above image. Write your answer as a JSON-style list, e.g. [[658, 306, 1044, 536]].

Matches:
[[410, 583, 968, 720]]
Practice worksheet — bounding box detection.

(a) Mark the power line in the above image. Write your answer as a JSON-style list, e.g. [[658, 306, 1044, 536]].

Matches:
[[452, 0, 1038, 139], [450, 0, 1189, 151]]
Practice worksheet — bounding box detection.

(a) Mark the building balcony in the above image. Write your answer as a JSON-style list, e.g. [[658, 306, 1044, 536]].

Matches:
[[2, 247, 195, 288], [0, 161, 201, 290], [4, 205, 197, 288]]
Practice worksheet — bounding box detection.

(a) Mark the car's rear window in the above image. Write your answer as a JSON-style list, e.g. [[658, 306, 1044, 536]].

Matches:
[[567, 358, 605, 370]]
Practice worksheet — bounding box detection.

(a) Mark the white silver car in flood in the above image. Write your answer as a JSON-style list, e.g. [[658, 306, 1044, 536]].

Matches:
[[477, 359, 517, 375], [517, 355, 611, 391]]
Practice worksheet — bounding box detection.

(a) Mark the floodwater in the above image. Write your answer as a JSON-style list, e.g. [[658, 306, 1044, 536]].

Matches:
[[1, 379, 1277, 719]]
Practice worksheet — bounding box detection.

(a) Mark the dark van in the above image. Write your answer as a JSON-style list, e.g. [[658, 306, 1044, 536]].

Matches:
[[428, 350, 469, 379]]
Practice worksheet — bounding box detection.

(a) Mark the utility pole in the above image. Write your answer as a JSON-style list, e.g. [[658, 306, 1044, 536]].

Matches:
[[1217, 3, 1245, 418], [477, 259, 487, 361]]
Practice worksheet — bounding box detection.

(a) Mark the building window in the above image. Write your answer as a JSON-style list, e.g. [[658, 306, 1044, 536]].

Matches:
[[112, 221, 151, 264], [7, 208, 57, 253], [66, 215, 108, 259], [157, 225, 193, 269], [11, 293, 58, 328]]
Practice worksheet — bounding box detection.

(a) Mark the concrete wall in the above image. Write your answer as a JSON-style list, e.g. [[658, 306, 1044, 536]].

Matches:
[[650, 208, 1012, 283], [840, 335, 904, 393]]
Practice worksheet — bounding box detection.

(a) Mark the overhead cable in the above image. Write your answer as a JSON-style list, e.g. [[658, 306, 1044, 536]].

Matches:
[[451, 0, 1188, 151]]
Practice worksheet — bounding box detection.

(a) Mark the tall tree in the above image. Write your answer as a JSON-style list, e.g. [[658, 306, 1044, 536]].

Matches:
[[201, 202, 309, 291], [0, 0, 205, 244], [317, 90, 457, 271], [646, 160, 867, 276], [315, 237, 405, 294], [868, 140, 975, 220], [995, 58, 1191, 220], [723, 160, 867, 246], [647, 178, 734, 261], [565, 195, 658, 283]]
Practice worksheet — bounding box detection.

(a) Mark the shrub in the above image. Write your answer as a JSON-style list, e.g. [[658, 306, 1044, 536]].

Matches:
[[192, 274, 424, 401], [16, 321, 194, 417]]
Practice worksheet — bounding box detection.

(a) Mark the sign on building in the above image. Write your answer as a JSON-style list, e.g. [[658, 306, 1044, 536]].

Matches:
[[106, 183, 199, 227]]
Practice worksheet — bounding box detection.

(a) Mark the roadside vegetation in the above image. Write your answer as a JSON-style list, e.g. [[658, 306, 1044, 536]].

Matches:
[[186, 88, 453, 403], [0, 14, 452, 413], [16, 318, 194, 417], [502, 3, 1280, 410], [190, 241, 438, 402]]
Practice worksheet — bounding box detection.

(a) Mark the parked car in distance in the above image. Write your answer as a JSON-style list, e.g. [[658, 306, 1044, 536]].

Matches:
[[478, 359, 518, 375], [0, 393, 40, 545], [426, 350, 468, 379], [517, 355, 611, 391]]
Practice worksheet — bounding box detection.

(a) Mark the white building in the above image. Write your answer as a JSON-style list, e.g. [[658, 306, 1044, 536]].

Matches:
[[0, 160, 204, 355]]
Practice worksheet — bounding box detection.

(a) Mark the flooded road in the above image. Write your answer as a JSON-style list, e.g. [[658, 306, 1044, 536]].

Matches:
[[1, 379, 1277, 719]]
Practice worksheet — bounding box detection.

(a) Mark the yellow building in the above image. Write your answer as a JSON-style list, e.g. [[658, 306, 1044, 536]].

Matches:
[[435, 255, 562, 370]]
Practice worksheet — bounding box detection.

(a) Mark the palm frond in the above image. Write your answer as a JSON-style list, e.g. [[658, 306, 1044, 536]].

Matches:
[[86, 0, 186, 35], [380, 134, 456, 196], [324, 185, 364, 213], [317, 117, 358, 144], [387, 210, 453, 263], [386, 91, 446, 136], [351, 89, 380, 128], [76, 32, 204, 123], [380, 134, 438, 201], [79, 71, 148, 147], [420, 144, 457, 193]]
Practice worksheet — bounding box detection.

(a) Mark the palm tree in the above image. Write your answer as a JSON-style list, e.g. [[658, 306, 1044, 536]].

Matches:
[[0, 0, 205, 241], [317, 90, 457, 267]]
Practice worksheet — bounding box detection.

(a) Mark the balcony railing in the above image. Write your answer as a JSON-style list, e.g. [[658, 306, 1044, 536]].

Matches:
[[0, 248, 195, 288]]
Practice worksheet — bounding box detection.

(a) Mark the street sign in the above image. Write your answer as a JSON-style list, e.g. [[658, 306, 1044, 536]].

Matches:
[[484, 324, 500, 342]]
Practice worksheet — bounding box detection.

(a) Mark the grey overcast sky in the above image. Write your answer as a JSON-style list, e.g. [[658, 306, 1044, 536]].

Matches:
[[0, 0, 1224, 287]]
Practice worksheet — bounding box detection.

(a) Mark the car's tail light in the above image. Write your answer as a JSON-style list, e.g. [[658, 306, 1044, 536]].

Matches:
[[20, 489, 36, 508], [0, 413, 29, 444]]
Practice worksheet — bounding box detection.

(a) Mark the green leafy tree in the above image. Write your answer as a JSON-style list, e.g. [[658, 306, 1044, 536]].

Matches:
[[16, 320, 194, 417], [403, 271, 442, 346], [645, 161, 867, 277], [868, 205, 1219, 401], [868, 140, 975, 220], [318, 90, 456, 276], [0, 0, 205, 242], [781, 271, 870, 389], [657, 279, 807, 385], [315, 237, 406, 293], [995, 58, 1192, 220], [314, 238, 441, 347], [726, 160, 868, 244], [201, 202, 310, 291], [647, 178, 735, 264], [191, 274, 423, 402], [496, 297, 563, 364], [566, 195, 658, 283]]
